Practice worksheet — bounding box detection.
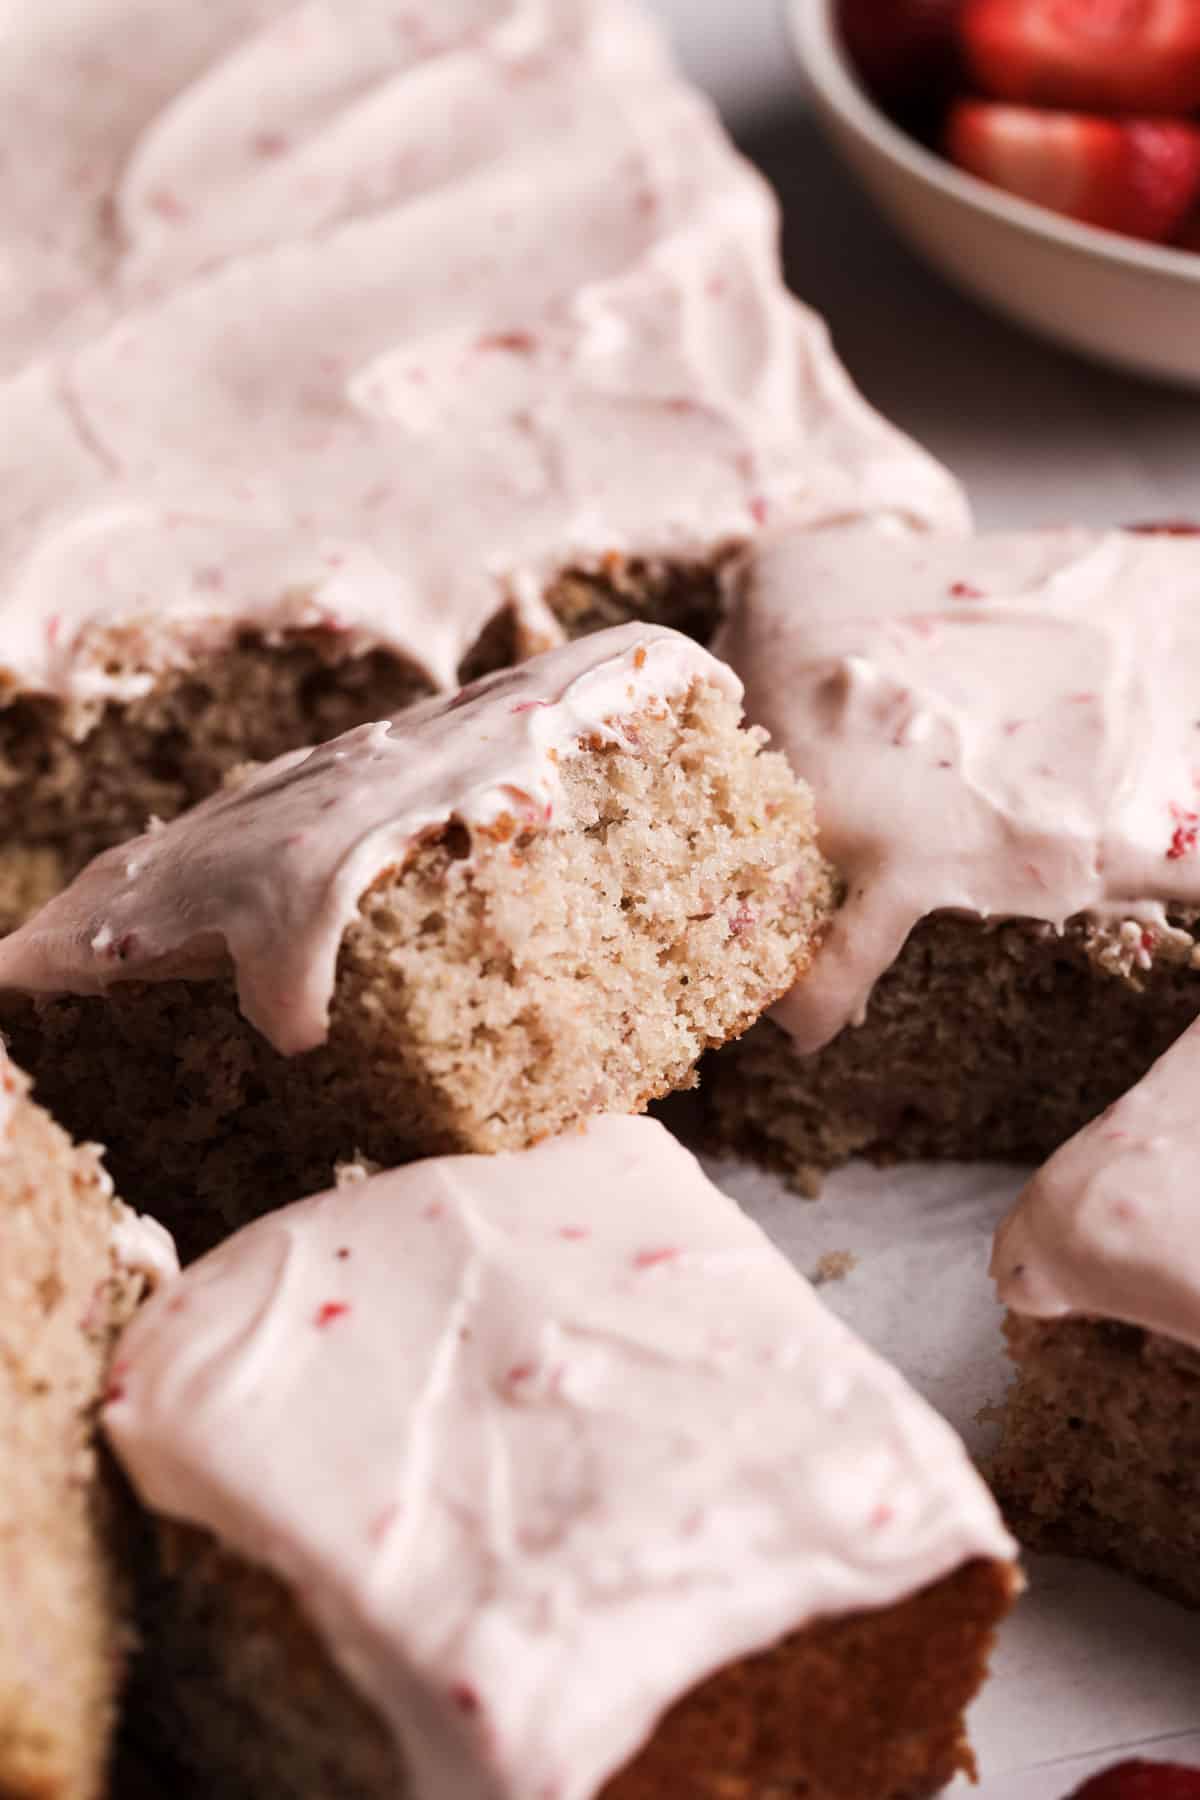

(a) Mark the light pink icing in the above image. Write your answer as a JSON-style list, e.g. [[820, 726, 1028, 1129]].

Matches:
[[993, 1019, 1200, 1351], [105, 1114, 1014, 1800], [716, 523, 1200, 1053], [0, 0, 966, 718], [0, 625, 741, 1055]]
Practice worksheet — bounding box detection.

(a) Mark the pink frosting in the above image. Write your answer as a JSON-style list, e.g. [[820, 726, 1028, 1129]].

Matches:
[[0, 625, 740, 1054], [105, 1115, 1014, 1800], [0, 0, 966, 716], [993, 1019, 1200, 1351], [716, 523, 1200, 1053]]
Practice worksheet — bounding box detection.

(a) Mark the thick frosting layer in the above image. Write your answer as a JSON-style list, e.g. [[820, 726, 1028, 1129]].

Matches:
[[993, 1020, 1200, 1351], [0, 0, 965, 717], [0, 624, 738, 1054], [105, 1115, 1014, 1800], [717, 524, 1200, 1052]]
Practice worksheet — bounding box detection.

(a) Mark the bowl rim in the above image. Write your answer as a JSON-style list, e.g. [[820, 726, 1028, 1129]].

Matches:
[[788, 0, 1200, 288]]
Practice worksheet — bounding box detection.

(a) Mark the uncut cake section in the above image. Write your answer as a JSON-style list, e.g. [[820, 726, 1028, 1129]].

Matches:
[[0, 626, 834, 1256], [990, 1017, 1200, 1610], [0, 1045, 174, 1800], [104, 1117, 1019, 1800], [707, 523, 1200, 1186], [0, 0, 966, 929]]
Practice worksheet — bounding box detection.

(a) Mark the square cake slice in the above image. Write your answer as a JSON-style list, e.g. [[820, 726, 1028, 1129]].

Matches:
[[0, 626, 834, 1257], [105, 1116, 1019, 1800], [707, 522, 1200, 1187], [991, 1018, 1200, 1608], [0, 0, 966, 931], [0, 1046, 174, 1800]]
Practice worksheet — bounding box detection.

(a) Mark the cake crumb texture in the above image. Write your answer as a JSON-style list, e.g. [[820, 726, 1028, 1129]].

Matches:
[[707, 911, 1200, 1188], [0, 1073, 143, 1799], [992, 1315, 1200, 1610], [604, 1558, 1015, 1800], [5, 682, 832, 1255], [0, 637, 438, 938], [0, 564, 732, 937]]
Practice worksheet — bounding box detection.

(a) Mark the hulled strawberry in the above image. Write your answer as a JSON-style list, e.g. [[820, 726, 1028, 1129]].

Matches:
[[946, 100, 1200, 241], [961, 0, 1200, 116]]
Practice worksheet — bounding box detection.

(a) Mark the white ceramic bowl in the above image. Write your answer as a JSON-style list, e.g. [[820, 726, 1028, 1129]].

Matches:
[[790, 0, 1200, 388]]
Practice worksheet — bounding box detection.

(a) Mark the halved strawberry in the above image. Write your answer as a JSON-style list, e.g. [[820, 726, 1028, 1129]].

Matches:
[[961, 0, 1200, 115], [838, 0, 965, 108], [1067, 1758, 1200, 1798], [946, 101, 1200, 241]]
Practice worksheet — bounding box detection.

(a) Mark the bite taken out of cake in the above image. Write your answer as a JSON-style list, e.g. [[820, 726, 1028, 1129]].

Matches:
[[105, 1116, 1020, 1800], [0, 1045, 174, 1800], [0, 0, 966, 932], [990, 1016, 1200, 1609], [0, 626, 834, 1259], [707, 522, 1200, 1188]]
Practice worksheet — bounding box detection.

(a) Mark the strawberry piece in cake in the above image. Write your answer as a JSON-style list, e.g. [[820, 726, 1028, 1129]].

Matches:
[[103, 1116, 1019, 1800], [991, 1015, 1200, 1607], [707, 523, 1200, 1188], [0, 626, 834, 1256]]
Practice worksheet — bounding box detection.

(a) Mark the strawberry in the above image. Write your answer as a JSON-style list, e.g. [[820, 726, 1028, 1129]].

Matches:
[[961, 0, 1200, 116], [945, 101, 1200, 241], [838, 0, 965, 108], [1067, 1758, 1200, 1799]]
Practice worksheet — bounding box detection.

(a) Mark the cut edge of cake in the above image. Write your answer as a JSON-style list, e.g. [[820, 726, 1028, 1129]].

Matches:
[[0, 1048, 175, 1800]]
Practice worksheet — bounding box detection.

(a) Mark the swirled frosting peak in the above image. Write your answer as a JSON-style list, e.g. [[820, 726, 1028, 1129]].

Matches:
[[0, 0, 965, 717], [105, 1115, 1015, 1800], [717, 524, 1200, 1052]]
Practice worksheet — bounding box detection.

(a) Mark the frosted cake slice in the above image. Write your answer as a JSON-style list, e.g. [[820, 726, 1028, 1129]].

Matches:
[[708, 523, 1200, 1186], [0, 0, 965, 928], [992, 1018, 1200, 1608], [106, 1116, 1019, 1800], [0, 626, 833, 1257]]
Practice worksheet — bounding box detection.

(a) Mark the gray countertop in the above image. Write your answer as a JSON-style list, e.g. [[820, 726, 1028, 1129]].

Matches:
[[743, 108, 1200, 528]]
